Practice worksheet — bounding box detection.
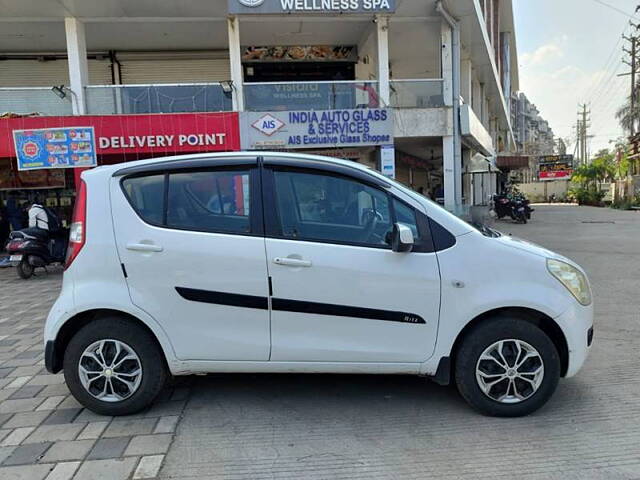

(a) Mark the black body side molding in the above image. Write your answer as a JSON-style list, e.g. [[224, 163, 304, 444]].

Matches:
[[175, 287, 268, 310], [175, 287, 426, 325]]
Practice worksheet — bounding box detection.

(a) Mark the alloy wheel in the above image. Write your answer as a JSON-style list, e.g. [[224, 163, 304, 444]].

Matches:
[[78, 339, 143, 402], [475, 339, 544, 404]]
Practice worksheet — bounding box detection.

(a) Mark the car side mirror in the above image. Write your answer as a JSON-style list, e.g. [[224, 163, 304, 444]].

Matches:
[[391, 223, 414, 253]]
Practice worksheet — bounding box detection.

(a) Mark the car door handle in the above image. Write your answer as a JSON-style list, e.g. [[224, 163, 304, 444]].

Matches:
[[126, 243, 163, 253], [273, 257, 312, 268]]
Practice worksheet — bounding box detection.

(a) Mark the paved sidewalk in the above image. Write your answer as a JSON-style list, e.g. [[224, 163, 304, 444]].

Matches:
[[160, 206, 640, 480], [0, 267, 191, 480], [0, 206, 638, 479]]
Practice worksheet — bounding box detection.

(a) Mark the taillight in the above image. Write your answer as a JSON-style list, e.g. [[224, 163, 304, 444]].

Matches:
[[65, 179, 87, 269]]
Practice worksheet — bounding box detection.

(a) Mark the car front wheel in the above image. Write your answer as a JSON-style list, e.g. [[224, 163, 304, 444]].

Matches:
[[455, 317, 561, 417], [63, 316, 167, 416]]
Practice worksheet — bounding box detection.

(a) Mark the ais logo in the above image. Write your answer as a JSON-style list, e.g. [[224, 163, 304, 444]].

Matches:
[[238, 0, 265, 6], [252, 114, 285, 137]]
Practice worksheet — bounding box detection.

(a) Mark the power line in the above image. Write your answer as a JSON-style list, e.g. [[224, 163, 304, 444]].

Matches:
[[591, 0, 640, 20], [580, 23, 629, 102]]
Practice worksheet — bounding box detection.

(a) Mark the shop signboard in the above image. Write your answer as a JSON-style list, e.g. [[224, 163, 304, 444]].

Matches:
[[244, 82, 379, 111], [539, 154, 574, 181], [13, 127, 97, 171], [240, 108, 393, 150], [229, 0, 396, 15], [0, 113, 240, 159], [243, 46, 357, 62]]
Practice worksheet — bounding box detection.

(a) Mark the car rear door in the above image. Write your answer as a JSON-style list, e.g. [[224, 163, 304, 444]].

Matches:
[[110, 157, 271, 361], [262, 158, 441, 363]]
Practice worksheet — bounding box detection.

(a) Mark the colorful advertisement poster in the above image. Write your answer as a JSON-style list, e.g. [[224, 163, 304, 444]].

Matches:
[[13, 127, 97, 171]]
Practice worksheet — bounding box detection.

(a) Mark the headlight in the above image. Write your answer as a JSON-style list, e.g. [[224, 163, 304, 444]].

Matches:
[[547, 259, 592, 306]]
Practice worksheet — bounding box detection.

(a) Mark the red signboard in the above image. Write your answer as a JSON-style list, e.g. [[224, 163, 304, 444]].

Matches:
[[539, 170, 572, 180], [0, 112, 240, 159], [539, 155, 573, 181]]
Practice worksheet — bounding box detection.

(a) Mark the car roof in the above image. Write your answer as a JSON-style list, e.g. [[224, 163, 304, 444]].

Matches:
[[94, 151, 375, 175]]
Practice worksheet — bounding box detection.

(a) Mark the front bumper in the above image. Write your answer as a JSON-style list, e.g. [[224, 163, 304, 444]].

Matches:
[[555, 302, 594, 377]]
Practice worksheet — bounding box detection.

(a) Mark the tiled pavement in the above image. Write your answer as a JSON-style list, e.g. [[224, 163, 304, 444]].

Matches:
[[0, 266, 190, 480], [2, 206, 640, 480]]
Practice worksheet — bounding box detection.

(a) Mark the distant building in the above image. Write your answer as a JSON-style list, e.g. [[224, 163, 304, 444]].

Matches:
[[510, 92, 555, 155]]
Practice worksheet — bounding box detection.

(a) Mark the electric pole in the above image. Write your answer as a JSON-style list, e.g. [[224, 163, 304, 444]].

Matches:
[[620, 15, 640, 173], [576, 104, 592, 165], [621, 32, 638, 135]]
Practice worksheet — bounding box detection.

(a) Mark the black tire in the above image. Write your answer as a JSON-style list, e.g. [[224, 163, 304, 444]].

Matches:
[[63, 316, 167, 416], [454, 317, 560, 417], [17, 260, 34, 279]]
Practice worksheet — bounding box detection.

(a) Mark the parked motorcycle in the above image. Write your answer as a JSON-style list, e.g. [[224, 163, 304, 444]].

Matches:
[[4, 227, 69, 279], [492, 194, 529, 224]]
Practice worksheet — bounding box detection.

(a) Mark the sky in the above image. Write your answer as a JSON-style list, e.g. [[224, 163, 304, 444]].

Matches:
[[513, 0, 635, 155]]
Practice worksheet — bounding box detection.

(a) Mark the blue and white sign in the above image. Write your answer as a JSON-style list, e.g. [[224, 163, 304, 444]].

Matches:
[[379, 144, 395, 178], [13, 127, 97, 171], [241, 108, 393, 150]]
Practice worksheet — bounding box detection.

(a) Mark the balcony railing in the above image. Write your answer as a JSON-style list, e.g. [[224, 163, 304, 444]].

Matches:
[[0, 87, 73, 116], [389, 79, 444, 108], [244, 81, 380, 112], [85, 83, 233, 115]]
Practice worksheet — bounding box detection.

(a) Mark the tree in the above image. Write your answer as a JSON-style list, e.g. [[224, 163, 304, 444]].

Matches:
[[616, 81, 640, 136]]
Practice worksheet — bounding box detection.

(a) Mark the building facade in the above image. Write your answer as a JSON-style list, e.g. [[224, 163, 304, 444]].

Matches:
[[510, 92, 555, 156], [1, 0, 518, 217]]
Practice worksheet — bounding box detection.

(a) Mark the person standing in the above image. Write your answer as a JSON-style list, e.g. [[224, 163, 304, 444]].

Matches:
[[0, 203, 11, 267], [0, 203, 10, 247], [6, 193, 24, 231]]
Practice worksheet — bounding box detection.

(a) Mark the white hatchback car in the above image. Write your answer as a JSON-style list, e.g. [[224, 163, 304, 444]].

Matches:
[[45, 153, 594, 417]]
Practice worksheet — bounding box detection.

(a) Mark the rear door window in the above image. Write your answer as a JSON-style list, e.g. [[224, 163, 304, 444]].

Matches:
[[121, 168, 253, 235], [167, 170, 251, 234], [121, 174, 165, 225]]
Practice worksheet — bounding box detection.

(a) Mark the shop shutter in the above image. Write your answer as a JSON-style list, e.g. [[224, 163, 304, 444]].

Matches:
[[88, 60, 113, 85], [120, 58, 231, 84], [0, 59, 112, 87]]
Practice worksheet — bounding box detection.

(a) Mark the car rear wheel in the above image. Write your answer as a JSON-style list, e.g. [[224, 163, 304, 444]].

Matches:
[[63, 316, 167, 416], [455, 317, 560, 417]]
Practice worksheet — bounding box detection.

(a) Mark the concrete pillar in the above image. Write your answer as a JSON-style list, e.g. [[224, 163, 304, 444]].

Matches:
[[375, 16, 390, 106], [443, 135, 456, 210], [64, 17, 89, 115], [472, 76, 482, 114], [460, 59, 472, 104], [440, 16, 462, 210], [227, 16, 244, 112], [441, 21, 453, 107], [462, 148, 471, 204]]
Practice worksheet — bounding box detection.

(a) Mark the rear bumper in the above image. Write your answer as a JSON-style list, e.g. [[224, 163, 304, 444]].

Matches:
[[44, 340, 62, 374]]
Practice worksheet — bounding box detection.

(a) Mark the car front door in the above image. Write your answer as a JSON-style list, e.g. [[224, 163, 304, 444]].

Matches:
[[263, 160, 441, 363], [110, 158, 271, 361]]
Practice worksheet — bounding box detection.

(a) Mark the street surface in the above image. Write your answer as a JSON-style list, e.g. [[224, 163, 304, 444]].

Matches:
[[0, 205, 638, 479]]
